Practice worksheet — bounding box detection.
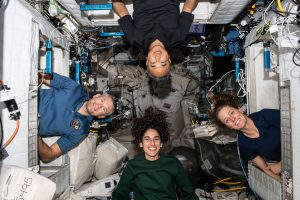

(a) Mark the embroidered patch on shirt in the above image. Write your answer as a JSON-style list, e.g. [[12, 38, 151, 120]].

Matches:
[[70, 119, 81, 130]]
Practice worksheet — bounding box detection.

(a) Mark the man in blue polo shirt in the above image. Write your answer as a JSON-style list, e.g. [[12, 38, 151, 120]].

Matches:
[[38, 73, 115, 163]]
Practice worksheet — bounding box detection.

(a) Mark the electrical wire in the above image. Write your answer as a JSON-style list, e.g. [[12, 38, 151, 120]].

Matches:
[[262, 0, 279, 45], [1, 119, 20, 149], [212, 177, 246, 192], [213, 177, 243, 185], [291, 0, 298, 4], [206, 70, 235, 105], [292, 47, 300, 66], [0, 0, 8, 8], [285, 18, 300, 39], [50, 26, 77, 45], [206, 67, 247, 104], [91, 42, 118, 51], [77, 26, 102, 32], [277, 0, 285, 13], [273, 1, 299, 48], [273, 9, 300, 15], [237, 69, 247, 98], [212, 187, 246, 193], [29, 70, 45, 93]]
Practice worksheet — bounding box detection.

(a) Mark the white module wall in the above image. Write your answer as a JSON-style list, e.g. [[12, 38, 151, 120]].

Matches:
[[278, 23, 300, 200], [245, 42, 280, 113], [0, 0, 69, 168], [1, 0, 38, 167]]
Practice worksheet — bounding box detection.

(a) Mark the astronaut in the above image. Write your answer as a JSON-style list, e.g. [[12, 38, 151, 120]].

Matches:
[[38, 73, 115, 162]]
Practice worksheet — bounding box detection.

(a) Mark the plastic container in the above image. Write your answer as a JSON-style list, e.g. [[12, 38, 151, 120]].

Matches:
[[74, 173, 120, 198], [94, 137, 128, 180], [0, 164, 56, 200], [39, 137, 70, 197], [68, 133, 98, 189], [115, 133, 139, 160], [41, 165, 70, 197]]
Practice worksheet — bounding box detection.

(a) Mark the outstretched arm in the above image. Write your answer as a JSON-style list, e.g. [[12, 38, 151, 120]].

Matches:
[[266, 161, 282, 175], [112, 0, 130, 18], [112, 0, 136, 46], [252, 156, 281, 182], [38, 136, 62, 163], [182, 0, 198, 13]]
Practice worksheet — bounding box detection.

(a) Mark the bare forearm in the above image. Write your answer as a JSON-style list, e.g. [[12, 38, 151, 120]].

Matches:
[[263, 169, 281, 182], [38, 136, 61, 163], [267, 161, 282, 175], [112, 0, 129, 17], [182, 0, 198, 13], [252, 156, 281, 182]]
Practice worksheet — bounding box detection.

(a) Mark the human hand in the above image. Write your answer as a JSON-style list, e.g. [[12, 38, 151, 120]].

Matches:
[[266, 162, 282, 175], [252, 156, 281, 182], [182, 0, 198, 13], [38, 72, 51, 85]]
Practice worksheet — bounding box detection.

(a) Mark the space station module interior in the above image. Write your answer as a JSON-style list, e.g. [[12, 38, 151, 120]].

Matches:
[[0, 0, 299, 199]]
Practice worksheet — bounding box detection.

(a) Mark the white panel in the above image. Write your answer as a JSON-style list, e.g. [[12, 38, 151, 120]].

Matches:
[[57, 0, 93, 26], [40, 47, 70, 76], [0, 0, 69, 167], [245, 42, 279, 113], [278, 24, 300, 199], [59, 0, 250, 26], [208, 0, 252, 24], [1, 0, 34, 167], [294, 166, 300, 200]]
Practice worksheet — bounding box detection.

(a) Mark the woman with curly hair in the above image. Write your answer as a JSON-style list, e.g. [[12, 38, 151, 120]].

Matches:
[[112, 107, 198, 200], [209, 93, 281, 181]]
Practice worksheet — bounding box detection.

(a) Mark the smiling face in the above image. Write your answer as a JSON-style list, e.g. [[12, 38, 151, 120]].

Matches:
[[146, 45, 171, 78], [217, 106, 247, 130], [139, 128, 163, 161], [86, 94, 115, 118]]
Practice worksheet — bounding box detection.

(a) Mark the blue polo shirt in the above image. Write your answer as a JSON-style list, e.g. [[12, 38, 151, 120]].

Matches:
[[238, 109, 281, 161], [38, 73, 93, 154]]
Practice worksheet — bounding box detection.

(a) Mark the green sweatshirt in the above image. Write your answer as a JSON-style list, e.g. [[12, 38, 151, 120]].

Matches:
[[112, 153, 198, 200]]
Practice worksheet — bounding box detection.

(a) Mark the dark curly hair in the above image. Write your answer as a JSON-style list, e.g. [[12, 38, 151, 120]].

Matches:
[[209, 93, 240, 127], [131, 107, 169, 143]]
